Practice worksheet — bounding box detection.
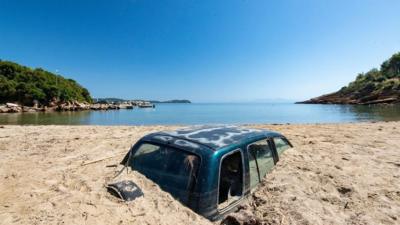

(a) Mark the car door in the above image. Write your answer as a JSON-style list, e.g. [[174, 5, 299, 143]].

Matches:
[[247, 139, 277, 189]]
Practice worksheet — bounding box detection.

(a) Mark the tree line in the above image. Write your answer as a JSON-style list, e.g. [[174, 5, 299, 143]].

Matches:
[[0, 60, 92, 106], [339, 52, 400, 96]]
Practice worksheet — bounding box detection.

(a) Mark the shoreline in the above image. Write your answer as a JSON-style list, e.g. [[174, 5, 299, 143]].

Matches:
[[1, 122, 399, 224], [0, 100, 192, 113], [0, 121, 398, 127], [0, 120, 395, 126], [0, 101, 156, 113]]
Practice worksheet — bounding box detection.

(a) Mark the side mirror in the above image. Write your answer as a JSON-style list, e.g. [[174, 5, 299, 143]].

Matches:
[[107, 180, 144, 201]]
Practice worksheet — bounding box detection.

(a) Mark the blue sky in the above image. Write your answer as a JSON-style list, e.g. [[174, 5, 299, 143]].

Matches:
[[1, 0, 400, 102]]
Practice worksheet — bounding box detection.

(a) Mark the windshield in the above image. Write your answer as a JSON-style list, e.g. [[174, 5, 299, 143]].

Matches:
[[129, 142, 200, 204]]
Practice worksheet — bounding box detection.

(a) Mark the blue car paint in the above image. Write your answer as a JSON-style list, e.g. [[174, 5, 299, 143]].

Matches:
[[121, 126, 291, 221]]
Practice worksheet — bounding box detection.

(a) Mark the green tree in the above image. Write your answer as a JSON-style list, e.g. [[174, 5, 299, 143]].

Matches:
[[0, 60, 93, 106]]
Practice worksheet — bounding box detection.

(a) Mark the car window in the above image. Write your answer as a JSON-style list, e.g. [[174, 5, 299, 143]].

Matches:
[[274, 137, 290, 156], [248, 139, 274, 189], [218, 150, 243, 210], [130, 143, 199, 204]]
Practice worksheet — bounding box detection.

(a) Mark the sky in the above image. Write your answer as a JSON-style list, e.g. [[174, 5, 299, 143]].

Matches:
[[1, 0, 400, 102]]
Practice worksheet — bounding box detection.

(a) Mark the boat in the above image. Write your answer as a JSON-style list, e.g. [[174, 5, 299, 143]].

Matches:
[[138, 102, 155, 108]]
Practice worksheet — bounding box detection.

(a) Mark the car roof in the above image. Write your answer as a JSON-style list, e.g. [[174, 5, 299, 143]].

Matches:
[[147, 125, 281, 150]]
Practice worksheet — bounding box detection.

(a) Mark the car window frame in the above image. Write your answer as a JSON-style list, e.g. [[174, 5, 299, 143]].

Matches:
[[217, 148, 245, 214], [268, 138, 279, 164]]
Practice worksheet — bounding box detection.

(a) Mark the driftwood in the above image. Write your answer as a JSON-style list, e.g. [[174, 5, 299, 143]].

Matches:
[[81, 154, 122, 166]]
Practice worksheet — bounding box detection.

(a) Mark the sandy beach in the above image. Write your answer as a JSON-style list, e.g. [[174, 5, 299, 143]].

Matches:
[[0, 122, 399, 225]]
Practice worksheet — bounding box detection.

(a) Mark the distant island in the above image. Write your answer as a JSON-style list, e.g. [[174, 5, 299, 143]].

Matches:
[[298, 52, 400, 105]]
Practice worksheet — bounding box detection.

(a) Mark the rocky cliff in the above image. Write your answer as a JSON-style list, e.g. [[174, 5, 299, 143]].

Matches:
[[298, 52, 400, 105]]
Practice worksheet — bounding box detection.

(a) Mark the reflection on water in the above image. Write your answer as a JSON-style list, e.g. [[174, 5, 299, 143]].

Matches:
[[348, 104, 400, 121], [0, 103, 399, 125], [0, 111, 92, 125]]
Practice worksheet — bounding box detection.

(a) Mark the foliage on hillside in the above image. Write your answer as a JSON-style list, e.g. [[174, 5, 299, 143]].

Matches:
[[0, 60, 92, 106], [339, 53, 400, 97], [300, 52, 400, 104]]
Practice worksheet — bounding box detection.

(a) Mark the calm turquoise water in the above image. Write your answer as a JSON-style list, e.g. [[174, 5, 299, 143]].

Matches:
[[0, 103, 400, 125]]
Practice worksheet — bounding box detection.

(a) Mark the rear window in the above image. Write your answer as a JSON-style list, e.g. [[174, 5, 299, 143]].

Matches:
[[129, 143, 199, 204]]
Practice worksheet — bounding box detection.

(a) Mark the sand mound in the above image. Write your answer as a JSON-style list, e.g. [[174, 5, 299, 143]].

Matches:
[[1, 123, 399, 225], [227, 122, 400, 225], [103, 169, 211, 225], [0, 125, 211, 225]]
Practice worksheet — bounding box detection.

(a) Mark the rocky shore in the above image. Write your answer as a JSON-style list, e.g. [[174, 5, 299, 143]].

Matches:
[[298, 52, 400, 105], [297, 92, 400, 105], [0, 101, 141, 113]]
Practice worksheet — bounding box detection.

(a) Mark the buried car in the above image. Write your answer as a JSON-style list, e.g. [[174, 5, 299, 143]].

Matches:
[[119, 126, 292, 221]]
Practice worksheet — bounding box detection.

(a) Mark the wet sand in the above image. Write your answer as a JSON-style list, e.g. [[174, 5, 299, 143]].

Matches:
[[0, 122, 399, 225]]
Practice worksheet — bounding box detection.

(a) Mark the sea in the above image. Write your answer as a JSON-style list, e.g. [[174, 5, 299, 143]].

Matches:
[[0, 103, 400, 125]]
